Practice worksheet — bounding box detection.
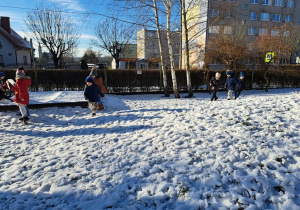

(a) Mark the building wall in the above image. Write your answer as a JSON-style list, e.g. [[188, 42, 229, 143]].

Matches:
[[0, 33, 16, 66], [137, 28, 181, 68], [16, 49, 32, 67], [184, 0, 300, 69]]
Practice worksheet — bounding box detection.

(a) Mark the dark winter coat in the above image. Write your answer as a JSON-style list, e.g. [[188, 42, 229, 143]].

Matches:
[[10, 78, 31, 105], [237, 78, 246, 91], [209, 77, 221, 91], [84, 83, 105, 102], [225, 74, 241, 91]]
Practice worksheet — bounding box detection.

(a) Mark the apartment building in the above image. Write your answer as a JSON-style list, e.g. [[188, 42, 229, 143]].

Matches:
[[184, 0, 300, 69], [137, 28, 181, 69]]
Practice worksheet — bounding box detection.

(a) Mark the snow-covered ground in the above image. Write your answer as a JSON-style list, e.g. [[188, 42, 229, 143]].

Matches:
[[0, 89, 299, 209]]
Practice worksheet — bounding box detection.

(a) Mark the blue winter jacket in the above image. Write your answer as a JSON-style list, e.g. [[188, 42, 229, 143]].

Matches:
[[84, 83, 104, 102], [225, 74, 241, 91]]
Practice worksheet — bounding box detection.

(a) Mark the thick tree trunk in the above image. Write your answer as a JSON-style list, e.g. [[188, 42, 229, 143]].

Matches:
[[153, 0, 170, 97], [166, 3, 180, 98]]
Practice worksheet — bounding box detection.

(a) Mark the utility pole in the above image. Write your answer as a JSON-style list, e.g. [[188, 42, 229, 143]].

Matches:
[[30, 39, 38, 91]]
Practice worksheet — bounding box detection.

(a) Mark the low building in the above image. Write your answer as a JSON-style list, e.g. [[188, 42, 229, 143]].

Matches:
[[0, 17, 33, 69]]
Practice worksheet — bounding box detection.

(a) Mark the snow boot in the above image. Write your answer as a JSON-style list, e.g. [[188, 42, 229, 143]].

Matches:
[[97, 104, 104, 110], [23, 116, 29, 124]]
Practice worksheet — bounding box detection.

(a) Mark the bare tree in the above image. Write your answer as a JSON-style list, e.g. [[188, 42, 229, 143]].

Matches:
[[92, 18, 136, 69], [25, 3, 80, 69], [162, 0, 180, 98], [153, 0, 170, 97], [205, 21, 249, 70]]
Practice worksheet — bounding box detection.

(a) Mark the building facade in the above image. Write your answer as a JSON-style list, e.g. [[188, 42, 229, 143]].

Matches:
[[137, 28, 181, 69], [183, 0, 300, 69], [0, 17, 33, 69]]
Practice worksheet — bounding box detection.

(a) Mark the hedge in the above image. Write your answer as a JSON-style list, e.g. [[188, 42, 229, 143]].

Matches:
[[1, 68, 299, 93]]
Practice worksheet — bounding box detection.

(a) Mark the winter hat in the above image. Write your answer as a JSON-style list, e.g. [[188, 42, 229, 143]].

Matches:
[[240, 72, 245, 77], [0, 72, 5, 77], [86, 77, 94, 83], [16, 67, 26, 78], [226, 69, 233, 75], [89, 67, 98, 77]]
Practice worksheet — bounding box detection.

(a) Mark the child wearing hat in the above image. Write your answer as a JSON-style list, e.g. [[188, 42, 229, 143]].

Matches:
[[10, 67, 31, 123], [84, 77, 105, 117], [224, 70, 241, 100], [209, 72, 221, 101], [89, 67, 107, 110], [0, 72, 7, 101], [235, 72, 246, 99]]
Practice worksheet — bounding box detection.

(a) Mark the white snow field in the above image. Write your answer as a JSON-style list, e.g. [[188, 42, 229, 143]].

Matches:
[[0, 89, 299, 209]]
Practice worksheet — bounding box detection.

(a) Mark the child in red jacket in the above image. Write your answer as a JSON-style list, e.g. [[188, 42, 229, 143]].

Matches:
[[10, 67, 31, 124]]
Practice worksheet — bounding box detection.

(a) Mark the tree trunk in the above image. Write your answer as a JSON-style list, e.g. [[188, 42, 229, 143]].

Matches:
[[182, 0, 193, 97], [166, 2, 180, 98], [264, 62, 271, 92], [153, 0, 169, 97], [53, 56, 59, 69]]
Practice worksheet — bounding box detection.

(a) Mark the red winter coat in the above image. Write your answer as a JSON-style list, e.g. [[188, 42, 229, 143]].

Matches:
[[10, 78, 31, 105]]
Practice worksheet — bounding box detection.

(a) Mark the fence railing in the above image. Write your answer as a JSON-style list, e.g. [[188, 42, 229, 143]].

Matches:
[[1, 68, 299, 93]]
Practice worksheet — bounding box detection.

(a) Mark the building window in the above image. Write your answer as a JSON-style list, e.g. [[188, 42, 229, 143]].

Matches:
[[244, 4, 248, 9], [209, 26, 219, 34], [248, 27, 256, 35], [271, 29, 280, 36], [262, 0, 272, 5], [251, 0, 258, 4], [226, 11, 233, 18], [23, 56, 28, 65], [259, 28, 268, 36], [227, 0, 235, 1], [250, 12, 257, 20], [210, 9, 220, 17], [0, 55, 3, 63], [261, 13, 270, 21], [287, 0, 294, 8], [273, 14, 282, 22], [224, 26, 232, 34], [283, 31, 290, 37], [274, 0, 283, 6], [285, 15, 292, 22]]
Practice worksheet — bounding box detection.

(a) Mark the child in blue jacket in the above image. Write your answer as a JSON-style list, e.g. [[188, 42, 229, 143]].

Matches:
[[84, 77, 105, 116], [235, 72, 246, 99], [224, 70, 241, 100]]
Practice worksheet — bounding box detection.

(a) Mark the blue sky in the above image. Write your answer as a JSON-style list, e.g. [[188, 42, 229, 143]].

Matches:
[[1, 0, 180, 58], [0, 0, 113, 57]]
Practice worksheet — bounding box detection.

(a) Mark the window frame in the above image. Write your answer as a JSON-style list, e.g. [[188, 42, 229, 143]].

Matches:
[[274, 0, 284, 7], [285, 15, 292, 23], [262, 0, 272, 5], [248, 27, 256, 35], [250, 12, 257, 20], [287, 0, 294, 8], [273, 14, 282, 22], [259, 28, 268, 36], [261, 13, 270, 21], [251, 0, 258, 4]]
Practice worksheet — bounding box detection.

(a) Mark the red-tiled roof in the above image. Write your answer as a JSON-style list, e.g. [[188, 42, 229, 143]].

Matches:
[[0, 27, 32, 49]]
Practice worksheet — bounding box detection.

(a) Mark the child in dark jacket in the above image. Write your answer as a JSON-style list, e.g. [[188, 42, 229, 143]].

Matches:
[[224, 70, 241, 100], [0, 72, 12, 102], [235, 72, 246, 99], [209, 72, 221, 101], [84, 77, 105, 116]]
